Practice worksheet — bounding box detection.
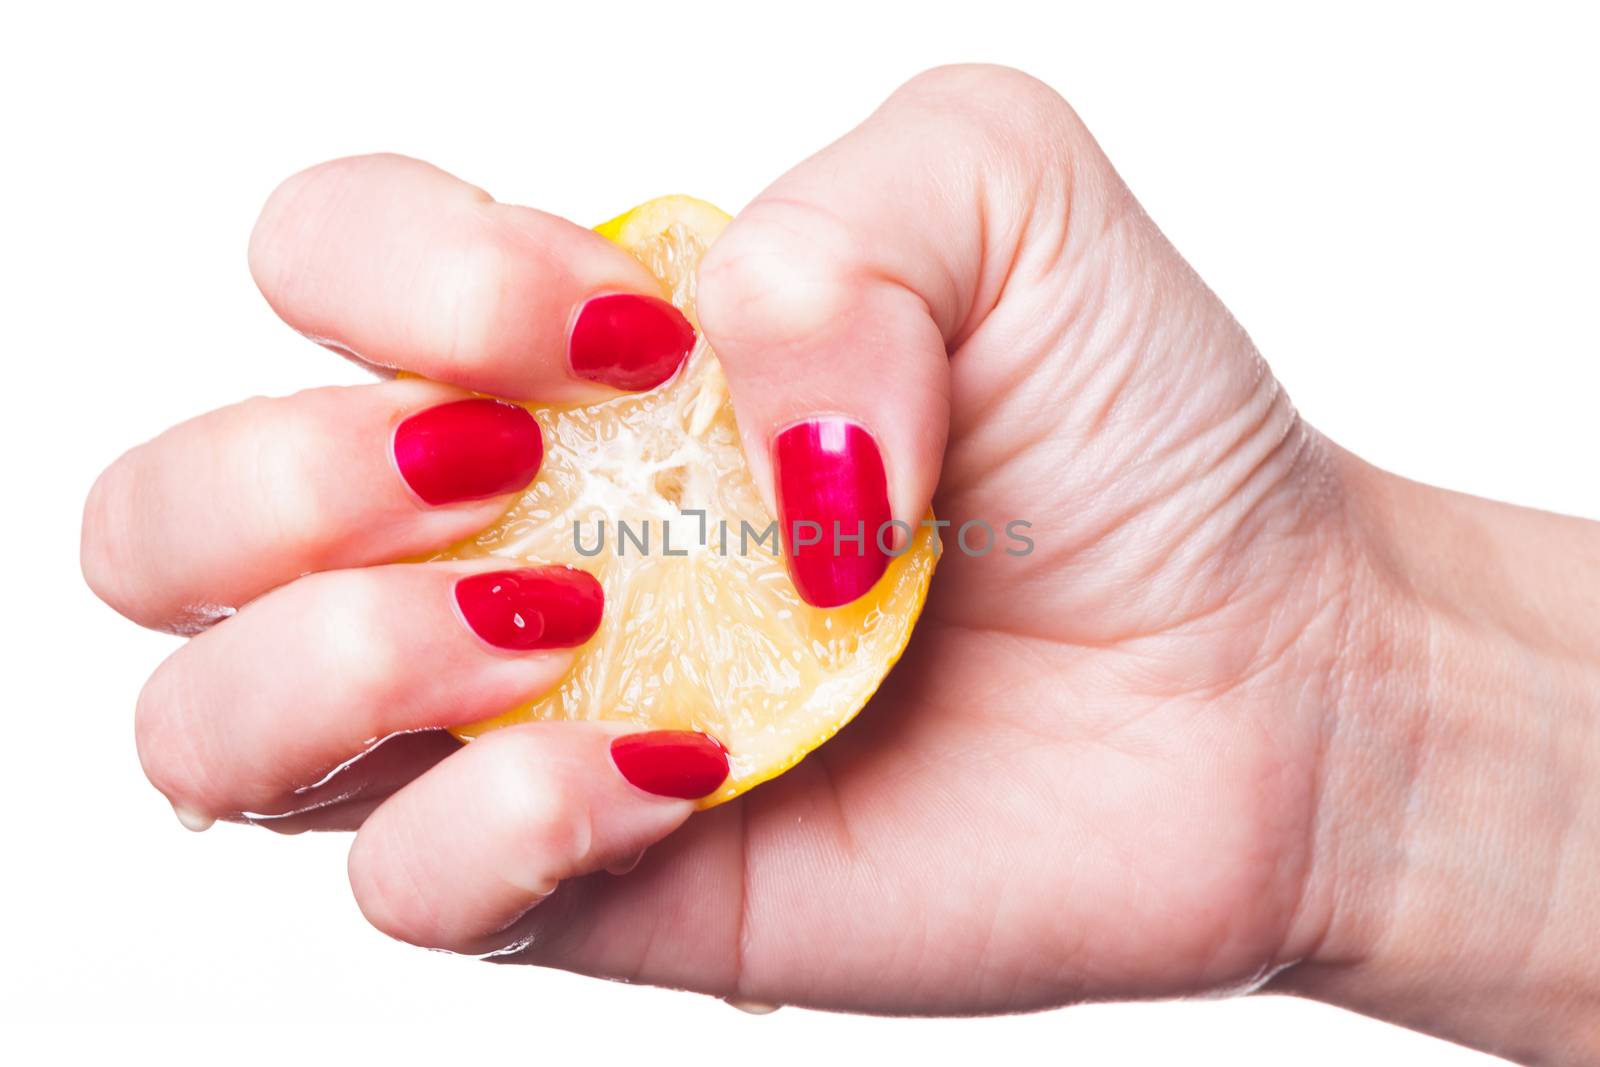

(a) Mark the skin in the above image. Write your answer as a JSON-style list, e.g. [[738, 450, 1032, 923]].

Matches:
[[80, 65, 1600, 1064]]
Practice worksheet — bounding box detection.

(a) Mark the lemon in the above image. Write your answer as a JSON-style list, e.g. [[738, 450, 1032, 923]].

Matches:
[[440, 196, 936, 806]]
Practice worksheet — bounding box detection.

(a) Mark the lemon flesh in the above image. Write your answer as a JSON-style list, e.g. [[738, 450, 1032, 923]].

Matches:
[[440, 196, 936, 806]]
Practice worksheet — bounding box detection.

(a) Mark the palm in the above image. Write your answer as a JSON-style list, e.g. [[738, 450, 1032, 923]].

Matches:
[[498, 275, 1343, 1012]]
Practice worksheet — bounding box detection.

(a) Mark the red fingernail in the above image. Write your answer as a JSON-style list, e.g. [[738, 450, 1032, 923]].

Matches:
[[454, 567, 603, 650], [773, 417, 892, 608], [569, 293, 696, 392], [610, 731, 729, 799], [393, 398, 542, 506]]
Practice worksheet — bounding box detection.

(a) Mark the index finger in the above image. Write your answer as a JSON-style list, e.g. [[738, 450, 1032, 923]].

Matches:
[[248, 153, 697, 401]]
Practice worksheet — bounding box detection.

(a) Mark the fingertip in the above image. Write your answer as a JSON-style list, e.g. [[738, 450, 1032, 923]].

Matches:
[[608, 730, 730, 800], [698, 198, 949, 610], [568, 292, 697, 393], [452, 566, 604, 651], [772, 416, 894, 609], [347, 722, 703, 953], [390, 397, 543, 507]]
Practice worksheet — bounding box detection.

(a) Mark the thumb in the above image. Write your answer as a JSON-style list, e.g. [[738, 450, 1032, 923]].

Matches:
[[696, 64, 1118, 608]]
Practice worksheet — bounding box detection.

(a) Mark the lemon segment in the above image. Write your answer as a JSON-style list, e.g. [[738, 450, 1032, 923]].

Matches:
[[441, 197, 936, 807]]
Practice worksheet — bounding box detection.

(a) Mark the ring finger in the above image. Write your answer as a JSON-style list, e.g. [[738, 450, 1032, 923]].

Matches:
[[134, 559, 603, 826]]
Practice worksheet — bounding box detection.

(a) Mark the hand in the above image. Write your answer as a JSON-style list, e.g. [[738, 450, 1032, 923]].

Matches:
[[86, 60, 1334, 999], [81, 64, 1600, 1063]]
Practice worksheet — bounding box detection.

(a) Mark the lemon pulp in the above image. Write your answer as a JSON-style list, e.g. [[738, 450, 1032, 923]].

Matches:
[[439, 196, 936, 806]]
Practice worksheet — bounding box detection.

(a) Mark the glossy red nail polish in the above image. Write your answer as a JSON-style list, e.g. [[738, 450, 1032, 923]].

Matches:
[[393, 398, 542, 506], [454, 568, 603, 650], [609, 731, 729, 799], [773, 417, 892, 608], [568, 293, 696, 391]]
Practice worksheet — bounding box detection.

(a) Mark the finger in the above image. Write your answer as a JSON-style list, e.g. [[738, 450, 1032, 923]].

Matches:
[[696, 65, 1116, 608], [243, 731, 463, 835], [82, 378, 540, 631], [134, 561, 603, 826], [347, 722, 728, 954], [248, 153, 697, 401]]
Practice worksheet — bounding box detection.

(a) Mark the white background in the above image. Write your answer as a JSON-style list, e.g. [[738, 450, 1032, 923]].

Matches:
[[2, 1, 1593, 1063]]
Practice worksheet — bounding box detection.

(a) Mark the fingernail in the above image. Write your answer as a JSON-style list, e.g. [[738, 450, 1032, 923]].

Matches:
[[773, 417, 892, 608], [172, 803, 214, 833], [609, 731, 729, 799], [393, 398, 543, 506], [455, 567, 604, 651], [568, 293, 696, 392]]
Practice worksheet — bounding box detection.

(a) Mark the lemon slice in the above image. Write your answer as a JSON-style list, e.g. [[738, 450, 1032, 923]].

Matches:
[[440, 196, 937, 806]]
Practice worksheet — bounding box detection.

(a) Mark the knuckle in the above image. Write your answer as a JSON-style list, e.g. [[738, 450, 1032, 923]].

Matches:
[[348, 825, 439, 947], [134, 656, 218, 809], [80, 456, 136, 615], [248, 154, 402, 294], [486, 731, 593, 865], [433, 228, 517, 374], [902, 63, 1077, 132], [247, 162, 329, 296], [898, 64, 1092, 193], [698, 200, 857, 350], [307, 572, 405, 722], [82, 443, 182, 631], [131, 668, 169, 789], [237, 393, 339, 562]]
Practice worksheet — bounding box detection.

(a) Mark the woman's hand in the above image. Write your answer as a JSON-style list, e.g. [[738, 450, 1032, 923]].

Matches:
[[81, 64, 1600, 1063]]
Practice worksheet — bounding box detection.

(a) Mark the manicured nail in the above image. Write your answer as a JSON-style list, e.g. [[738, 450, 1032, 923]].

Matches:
[[454, 568, 603, 650], [568, 293, 696, 392], [609, 731, 729, 799], [773, 417, 892, 608], [172, 803, 214, 833], [393, 398, 542, 506]]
